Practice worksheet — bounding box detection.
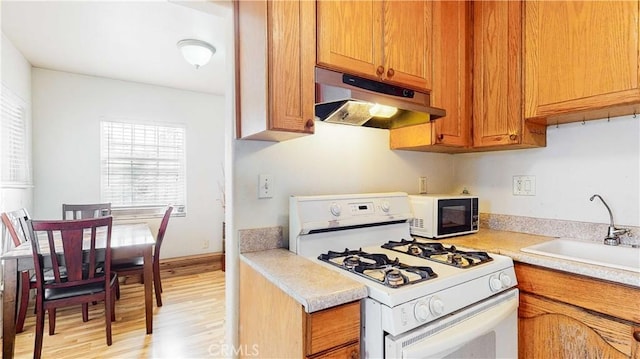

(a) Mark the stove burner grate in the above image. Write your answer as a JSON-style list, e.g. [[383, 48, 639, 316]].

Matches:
[[318, 248, 437, 288], [381, 239, 493, 268]]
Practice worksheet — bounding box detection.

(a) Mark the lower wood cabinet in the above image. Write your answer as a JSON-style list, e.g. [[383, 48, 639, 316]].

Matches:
[[239, 261, 360, 358], [515, 263, 640, 358]]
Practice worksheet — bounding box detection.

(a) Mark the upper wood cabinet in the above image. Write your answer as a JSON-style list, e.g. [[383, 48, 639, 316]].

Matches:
[[472, 0, 546, 150], [236, 0, 315, 141], [389, 1, 470, 153], [524, 1, 640, 125], [316, 0, 432, 91]]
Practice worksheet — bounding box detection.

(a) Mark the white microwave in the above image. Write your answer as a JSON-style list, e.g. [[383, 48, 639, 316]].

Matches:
[[409, 194, 479, 238]]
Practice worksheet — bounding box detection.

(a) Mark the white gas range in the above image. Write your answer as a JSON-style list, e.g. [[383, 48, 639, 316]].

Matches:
[[290, 192, 518, 359]]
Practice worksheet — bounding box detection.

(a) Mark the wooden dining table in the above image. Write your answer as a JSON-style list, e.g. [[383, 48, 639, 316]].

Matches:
[[1, 222, 156, 358]]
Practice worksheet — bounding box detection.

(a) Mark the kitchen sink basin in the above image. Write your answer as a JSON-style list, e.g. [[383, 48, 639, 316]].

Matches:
[[521, 238, 640, 273]]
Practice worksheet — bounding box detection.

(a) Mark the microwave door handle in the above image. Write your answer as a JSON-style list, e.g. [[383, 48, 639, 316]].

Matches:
[[402, 294, 518, 358]]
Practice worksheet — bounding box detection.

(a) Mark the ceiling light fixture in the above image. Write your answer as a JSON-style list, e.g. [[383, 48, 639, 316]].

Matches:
[[177, 39, 216, 69]]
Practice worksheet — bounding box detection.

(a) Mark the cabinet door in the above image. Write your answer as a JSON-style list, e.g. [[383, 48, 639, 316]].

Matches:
[[431, 0, 471, 148], [525, 1, 640, 120], [382, 1, 432, 90], [268, 0, 315, 135], [519, 293, 639, 359], [316, 1, 382, 80], [472, 0, 523, 147]]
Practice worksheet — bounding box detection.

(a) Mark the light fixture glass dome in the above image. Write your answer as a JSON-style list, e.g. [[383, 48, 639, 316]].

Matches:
[[177, 39, 216, 69]]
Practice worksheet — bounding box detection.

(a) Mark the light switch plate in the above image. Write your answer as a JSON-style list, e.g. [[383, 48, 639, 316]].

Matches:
[[258, 174, 273, 199], [513, 175, 536, 196], [419, 177, 427, 194]]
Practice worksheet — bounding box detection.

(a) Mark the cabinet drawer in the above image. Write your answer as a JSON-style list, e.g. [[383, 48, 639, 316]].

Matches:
[[515, 263, 640, 323], [305, 301, 361, 355], [307, 342, 360, 359]]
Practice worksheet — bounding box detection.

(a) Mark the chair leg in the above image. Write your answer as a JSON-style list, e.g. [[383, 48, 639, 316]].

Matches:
[[154, 261, 163, 293], [115, 279, 120, 300], [153, 262, 163, 307], [16, 272, 30, 333], [34, 301, 45, 359], [48, 308, 56, 335], [82, 303, 89, 322], [105, 295, 113, 346]]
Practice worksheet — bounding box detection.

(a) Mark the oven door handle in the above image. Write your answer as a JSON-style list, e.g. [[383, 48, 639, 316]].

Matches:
[[402, 294, 518, 358]]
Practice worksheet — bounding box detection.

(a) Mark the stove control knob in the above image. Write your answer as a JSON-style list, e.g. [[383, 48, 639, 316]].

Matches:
[[490, 276, 503, 292], [380, 201, 390, 213], [499, 273, 513, 288], [429, 297, 445, 316], [330, 203, 341, 217], [413, 300, 430, 322]]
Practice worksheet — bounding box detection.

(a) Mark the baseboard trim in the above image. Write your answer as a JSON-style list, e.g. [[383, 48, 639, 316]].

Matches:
[[160, 252, 223, 272]]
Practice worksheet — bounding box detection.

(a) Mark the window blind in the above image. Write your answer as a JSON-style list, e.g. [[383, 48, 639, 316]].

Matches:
[[1, 85, 30, 186], [100, 120, 186, 210]]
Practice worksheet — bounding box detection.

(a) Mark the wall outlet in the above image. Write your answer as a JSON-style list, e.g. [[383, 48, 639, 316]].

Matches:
[[258, 174, 273, 199], [419, 176, 427, 194], [513, 175, 536, 196]]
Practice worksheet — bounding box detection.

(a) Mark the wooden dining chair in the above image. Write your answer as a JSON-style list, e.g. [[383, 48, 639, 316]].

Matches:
[[113, 205, 173, 307], [1, 208, 33, 333], [62, 203, 112, 220], [28, 216, 117, 359]]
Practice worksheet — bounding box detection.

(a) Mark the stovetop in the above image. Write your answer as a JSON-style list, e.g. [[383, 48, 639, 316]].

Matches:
[[318, 249, 437, 288], [381, 238, 493, 268]]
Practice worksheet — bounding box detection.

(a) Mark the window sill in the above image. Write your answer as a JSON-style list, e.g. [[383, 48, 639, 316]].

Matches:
[[111, 205, 185, 220]]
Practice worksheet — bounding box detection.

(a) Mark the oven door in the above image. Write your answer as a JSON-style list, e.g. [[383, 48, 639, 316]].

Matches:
[[436, 198, 478, 237], [385, 289, 518, 359]]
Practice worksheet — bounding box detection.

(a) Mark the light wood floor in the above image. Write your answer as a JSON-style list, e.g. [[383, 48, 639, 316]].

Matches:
[[9, 263, 225, 358]]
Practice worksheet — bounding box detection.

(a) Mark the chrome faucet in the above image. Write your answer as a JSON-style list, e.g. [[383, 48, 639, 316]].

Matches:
[[589, 194, 630, 246]]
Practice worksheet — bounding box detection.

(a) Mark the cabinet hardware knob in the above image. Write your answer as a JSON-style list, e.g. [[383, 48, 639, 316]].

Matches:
[[305, 119, 314, 129], [350, 349, 359, 359], [634, 331, 640, 342], [509, 134, 517, 141], [387, 68, 395, 78], [437, 134, 444, 141], [376, 66, 385, 76]]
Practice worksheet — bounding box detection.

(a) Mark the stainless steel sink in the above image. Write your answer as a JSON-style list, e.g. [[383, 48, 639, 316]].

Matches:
[[521, 238, 640, 273]]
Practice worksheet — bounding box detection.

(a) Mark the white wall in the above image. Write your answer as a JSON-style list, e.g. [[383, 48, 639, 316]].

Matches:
[[31, 68, 225, 258], [0, 33, 33, 215], [234, 121, 456, 233], [454, 115, 640, 227]]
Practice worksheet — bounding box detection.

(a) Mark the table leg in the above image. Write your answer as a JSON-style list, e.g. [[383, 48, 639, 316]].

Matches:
[[143, 247, 153, 334], [3, 259, 18, 359]]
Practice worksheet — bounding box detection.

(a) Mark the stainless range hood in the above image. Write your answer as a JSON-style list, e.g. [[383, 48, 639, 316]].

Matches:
[[315, 67, 446, 129]]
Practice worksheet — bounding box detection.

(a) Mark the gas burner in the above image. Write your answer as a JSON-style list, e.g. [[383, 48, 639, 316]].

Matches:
[[381, 239, 493, 268], [342, 255, 362, 269], [384, 268, 407, 287], [318, 248, 437, 288]]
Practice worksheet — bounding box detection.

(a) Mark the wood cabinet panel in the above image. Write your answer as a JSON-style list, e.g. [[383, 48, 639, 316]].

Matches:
[[305, 301, 360, 356], [316, 1, 381, 79], [317, 0, 431, 91], [236, 0, 315, 142], [431, 0, 471, 148], [471, 0, 546, 150], [472, 0, 522, 147], [240, 261, 361, 358], [268, 0, 315, 134], [308, 342, 359, 359], [525, 0, 640, 123], [382, 1, 432, 89], [389, 1, 470, 153], [515, 263, 640, 323], [516, 263, 640, 359], [239, 261, 304, 358], [519, 293, 638, 358]]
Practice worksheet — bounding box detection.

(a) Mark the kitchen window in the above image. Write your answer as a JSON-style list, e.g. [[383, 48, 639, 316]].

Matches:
[[1, 84, 31, 187], [100, 120, 186, 218]]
